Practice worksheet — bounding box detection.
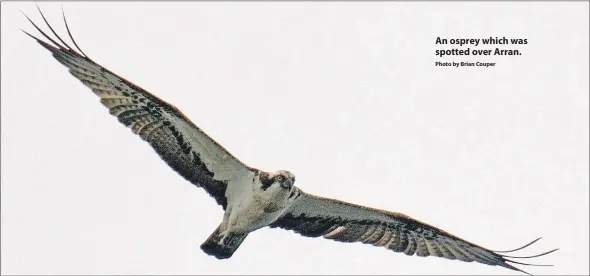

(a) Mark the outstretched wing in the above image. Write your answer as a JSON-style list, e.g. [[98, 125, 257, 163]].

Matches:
[[23, 8, 255, 210], [271, 189, 557, 275]]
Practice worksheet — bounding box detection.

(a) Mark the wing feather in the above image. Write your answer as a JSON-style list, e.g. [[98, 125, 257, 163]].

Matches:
[[270, 189, 557, 274], [24, 9, 255, 210]]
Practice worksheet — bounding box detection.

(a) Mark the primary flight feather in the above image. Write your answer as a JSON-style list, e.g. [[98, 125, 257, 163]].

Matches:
[[23, 7, 557, 275]]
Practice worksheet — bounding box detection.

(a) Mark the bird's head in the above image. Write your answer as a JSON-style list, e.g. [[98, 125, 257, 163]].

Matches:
[[273, 170, 295, 189], [260, 170, 296, 190]]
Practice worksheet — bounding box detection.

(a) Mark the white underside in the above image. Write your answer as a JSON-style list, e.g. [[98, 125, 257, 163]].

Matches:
[[220, 172, 291, 235]]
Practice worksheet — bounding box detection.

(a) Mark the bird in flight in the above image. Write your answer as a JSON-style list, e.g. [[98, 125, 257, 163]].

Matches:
[[23, 7, 557, 275]]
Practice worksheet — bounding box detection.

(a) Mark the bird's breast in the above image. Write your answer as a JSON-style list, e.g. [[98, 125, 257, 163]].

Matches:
[[225, 185, 291, 233]]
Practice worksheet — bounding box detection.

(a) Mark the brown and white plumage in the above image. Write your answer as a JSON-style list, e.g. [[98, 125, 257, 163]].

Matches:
[[23, 7, 557, 275], [22, 7, 253, 210], [271, 190, 556, 274]]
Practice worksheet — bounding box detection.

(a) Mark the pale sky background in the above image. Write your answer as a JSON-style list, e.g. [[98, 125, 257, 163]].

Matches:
[[1, 2, 588, 275]]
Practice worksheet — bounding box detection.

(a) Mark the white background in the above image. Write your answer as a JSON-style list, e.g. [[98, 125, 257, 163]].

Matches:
[[2, 2, 588, 275]]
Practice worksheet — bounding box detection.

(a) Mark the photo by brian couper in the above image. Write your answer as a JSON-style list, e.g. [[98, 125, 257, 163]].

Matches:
[[435, 61, 496, 68], [1, 2, 588, 275]]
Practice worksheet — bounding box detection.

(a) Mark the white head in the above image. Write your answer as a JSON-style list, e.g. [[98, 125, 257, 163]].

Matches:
[[259, 170, 296, 191]]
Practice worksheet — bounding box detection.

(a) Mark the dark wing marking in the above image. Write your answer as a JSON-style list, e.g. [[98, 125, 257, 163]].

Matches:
[[271, 189, 558, 275], [23, 8, 256, 210]]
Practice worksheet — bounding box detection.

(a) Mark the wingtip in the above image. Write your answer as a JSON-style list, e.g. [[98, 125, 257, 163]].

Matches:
[[493, 237, 543, 253], [21, 10, 35, 25], [61, 5, 88, 58], [21, 28, 35, 39], [34, 2, 43, 15], [21, 28, 41, 43], [502, 261, 533, 275], [499, 247, 560, 259], [21, 29, 59, 53], [20, 11, 39, 41]]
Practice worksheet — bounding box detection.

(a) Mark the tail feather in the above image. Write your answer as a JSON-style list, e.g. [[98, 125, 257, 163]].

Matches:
[[200, 226, 248, 259]]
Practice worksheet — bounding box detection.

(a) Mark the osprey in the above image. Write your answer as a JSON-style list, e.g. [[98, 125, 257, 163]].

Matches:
[[23, 8, 557, 275]]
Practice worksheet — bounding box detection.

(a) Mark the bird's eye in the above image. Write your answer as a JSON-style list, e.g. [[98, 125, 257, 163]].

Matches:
[[276, 175, 285, 182]]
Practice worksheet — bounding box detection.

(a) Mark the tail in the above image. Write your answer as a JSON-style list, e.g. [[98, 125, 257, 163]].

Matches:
[[200, 226, 249, 259]]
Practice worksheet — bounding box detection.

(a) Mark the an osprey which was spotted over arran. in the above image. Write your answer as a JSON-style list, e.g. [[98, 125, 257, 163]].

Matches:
[[23, 8, 557, 275]]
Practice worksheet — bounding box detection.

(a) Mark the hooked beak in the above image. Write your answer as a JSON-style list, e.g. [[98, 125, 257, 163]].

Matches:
[[280, 179, 293, 189]]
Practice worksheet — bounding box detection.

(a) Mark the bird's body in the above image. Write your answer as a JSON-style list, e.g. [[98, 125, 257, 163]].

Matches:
[[199, 171, 296, 258], [223, 171, 294, 235], [23, 7, 557, 274]]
